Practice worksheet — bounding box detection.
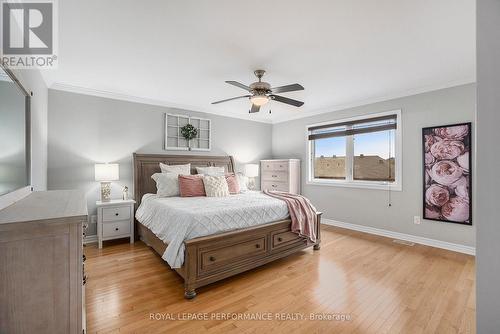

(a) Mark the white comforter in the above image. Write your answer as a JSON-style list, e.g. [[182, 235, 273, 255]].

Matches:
[[135, 191, 289, 268]]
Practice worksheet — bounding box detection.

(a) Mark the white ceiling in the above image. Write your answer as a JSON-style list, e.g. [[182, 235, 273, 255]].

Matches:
[[42, 0, 476, 123]]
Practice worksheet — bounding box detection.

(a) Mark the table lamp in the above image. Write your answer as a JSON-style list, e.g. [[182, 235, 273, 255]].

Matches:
[[244, 164, 259, 190], [95, 163, 119, 202]]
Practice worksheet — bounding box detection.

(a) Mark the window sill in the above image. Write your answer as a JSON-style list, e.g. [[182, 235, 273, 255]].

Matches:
[[306, 179, 402, 191]]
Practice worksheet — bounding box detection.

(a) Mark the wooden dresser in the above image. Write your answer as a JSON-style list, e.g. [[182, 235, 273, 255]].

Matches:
[[0, 190, 88, 334], [260, 159, 301, 194]]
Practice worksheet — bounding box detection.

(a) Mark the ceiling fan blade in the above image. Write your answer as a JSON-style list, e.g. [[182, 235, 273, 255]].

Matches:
[[249, 104, 261, 113], [212, 95, 251, 104], [271, 95, 304, 107], [225, 81, 251, 91], [270, 83, 304, 94]]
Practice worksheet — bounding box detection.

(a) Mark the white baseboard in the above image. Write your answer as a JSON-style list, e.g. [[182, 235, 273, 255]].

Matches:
[[84, 234, 98, 245], [321, 218, 475, 256]]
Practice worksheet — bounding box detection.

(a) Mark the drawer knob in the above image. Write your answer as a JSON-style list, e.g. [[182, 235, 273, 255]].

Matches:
[[278, 237, 283, 242], [115, 213, 119, 216], [115, 227, 119, 231], [255, 244, 261, 249], [209, 256, 216, 262], [272, 175, 277, 178]]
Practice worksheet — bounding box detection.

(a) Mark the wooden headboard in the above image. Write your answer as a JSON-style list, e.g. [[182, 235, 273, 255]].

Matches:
[[133, 153, 235, 207]]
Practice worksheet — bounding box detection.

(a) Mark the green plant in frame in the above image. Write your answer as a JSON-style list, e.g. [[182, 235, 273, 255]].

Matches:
[[180, 124, 198, 140], [180, 124, 198, 150]]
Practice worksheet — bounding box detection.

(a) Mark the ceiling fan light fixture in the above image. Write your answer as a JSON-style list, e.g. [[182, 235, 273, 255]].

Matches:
[[250, 94, 269, 106], [212, 70, 304, 112]]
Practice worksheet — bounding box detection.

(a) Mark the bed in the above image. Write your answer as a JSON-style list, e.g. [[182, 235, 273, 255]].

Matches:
[[133, 153, 321, 299]]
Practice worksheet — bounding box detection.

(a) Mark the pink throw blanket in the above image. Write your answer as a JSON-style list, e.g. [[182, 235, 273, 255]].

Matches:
[[263, 190, 318, 243]]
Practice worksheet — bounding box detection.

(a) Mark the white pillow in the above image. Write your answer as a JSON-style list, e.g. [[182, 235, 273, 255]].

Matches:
[[151, 173, 179, 197], [196, 166, 225, 176], [160, 163, 190, 175], [202, 175, 230, 197], [236, 172, 248, 192]]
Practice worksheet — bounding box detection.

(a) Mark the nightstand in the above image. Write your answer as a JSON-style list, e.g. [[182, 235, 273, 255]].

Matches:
[[96, 199, 136, 248]]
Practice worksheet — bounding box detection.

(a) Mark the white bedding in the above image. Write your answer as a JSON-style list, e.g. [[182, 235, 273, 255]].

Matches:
[[135, 191, 289, 268]]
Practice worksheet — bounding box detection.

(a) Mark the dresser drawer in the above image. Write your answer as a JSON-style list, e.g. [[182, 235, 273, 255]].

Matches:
[[272, 230, 305, 250], [102, 206, 130, 222], [261, 181, 289, 192], [199, 236, 267, 273], [102, 220, 131, 238], [261, 161, 289, 172], [262, 170, 288, 182]]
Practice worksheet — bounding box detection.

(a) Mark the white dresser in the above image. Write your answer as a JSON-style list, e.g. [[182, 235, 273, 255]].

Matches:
[[260, 159, 301, 194]]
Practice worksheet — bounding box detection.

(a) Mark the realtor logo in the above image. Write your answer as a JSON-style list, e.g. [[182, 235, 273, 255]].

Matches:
[[1, 0, 58, 68]]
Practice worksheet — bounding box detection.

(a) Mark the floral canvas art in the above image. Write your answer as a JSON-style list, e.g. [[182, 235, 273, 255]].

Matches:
[[422, 123, 472, 225]]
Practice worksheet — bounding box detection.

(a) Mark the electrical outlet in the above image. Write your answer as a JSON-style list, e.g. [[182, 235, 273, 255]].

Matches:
[[90, 215, 97, 225], [413, 216, 421, 225]]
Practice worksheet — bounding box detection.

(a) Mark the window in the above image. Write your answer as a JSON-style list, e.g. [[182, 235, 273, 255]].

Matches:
[[307, 110, 401, 190]]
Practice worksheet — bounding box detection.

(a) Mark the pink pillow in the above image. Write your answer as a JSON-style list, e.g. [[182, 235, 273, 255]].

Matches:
[[178, 175, 206, 197], [225, 173, 240, 194]]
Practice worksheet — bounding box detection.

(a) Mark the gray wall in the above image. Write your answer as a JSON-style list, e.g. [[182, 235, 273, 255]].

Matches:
[[47, 90, 273, 235], [10, 69, 48, 191], [477, 0, 500, 331], [272, 84, 476, 247]]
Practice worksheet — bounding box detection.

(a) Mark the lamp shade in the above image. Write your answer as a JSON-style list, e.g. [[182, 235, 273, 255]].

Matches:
[[95, 163, 119, 181], [250, 95, 269, 106], [244, 164, 259, 178]]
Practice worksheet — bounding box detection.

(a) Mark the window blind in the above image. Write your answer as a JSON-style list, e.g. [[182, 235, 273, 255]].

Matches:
[[308, 114, 397, 140]]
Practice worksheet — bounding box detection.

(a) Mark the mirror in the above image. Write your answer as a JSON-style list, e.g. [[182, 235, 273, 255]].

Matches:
[[0, 66, 30, 196]]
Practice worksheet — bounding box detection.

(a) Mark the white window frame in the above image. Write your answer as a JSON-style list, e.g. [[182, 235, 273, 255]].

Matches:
[[306, 109, 402, 191], [164, 113, 211, 151]]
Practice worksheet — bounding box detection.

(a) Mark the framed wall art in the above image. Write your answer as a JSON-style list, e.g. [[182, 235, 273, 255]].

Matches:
[[164, 113, 211, 151], [422, 122, 472, 225]]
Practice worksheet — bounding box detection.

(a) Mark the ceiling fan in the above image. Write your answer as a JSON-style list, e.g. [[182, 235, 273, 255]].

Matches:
[[212, 70, 304, 113]]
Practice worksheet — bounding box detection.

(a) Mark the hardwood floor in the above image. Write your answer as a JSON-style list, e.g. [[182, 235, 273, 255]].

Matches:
[[85, 226, 475, 334]]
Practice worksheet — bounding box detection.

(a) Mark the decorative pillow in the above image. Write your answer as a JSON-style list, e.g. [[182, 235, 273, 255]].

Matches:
[[151, 173, 179, 197], [196, 166, 225, 176], [160, 163, 190, 175], [178, 174, 206, 197], [203, 176, 230, 197], [236, 172, 249, 192], [225, 173, 240, 194]]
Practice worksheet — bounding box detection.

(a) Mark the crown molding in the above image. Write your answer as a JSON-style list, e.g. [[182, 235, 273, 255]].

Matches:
[[50, 77, 475, 125], [49, 83, 273, 124], [272, 77, 477, 124]]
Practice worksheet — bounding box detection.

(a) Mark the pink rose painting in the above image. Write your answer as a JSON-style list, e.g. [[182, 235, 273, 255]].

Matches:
[[423, 123, 471, 225]]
